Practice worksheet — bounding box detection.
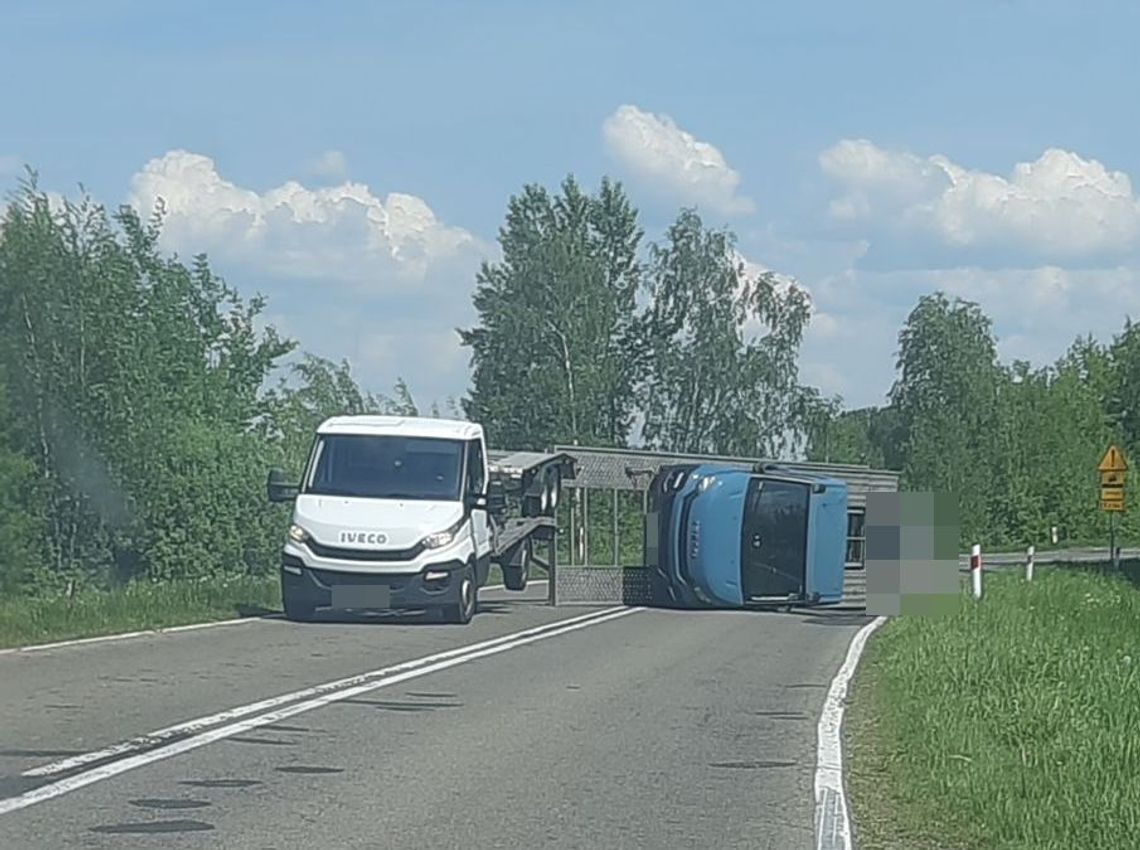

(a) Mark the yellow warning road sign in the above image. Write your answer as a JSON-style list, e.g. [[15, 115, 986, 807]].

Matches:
[[1098, 444, 1128, 473], [1101, 470, 1126, 487], [1099, 445, 1127, 512]]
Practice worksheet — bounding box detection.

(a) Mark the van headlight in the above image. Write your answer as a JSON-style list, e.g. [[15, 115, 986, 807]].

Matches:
[[421, 530, 454, 549], [420, 517, 466, 550], [287, 524, 310, 544]]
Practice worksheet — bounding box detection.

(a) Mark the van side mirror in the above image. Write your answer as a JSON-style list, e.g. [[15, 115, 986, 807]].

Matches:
[[486, 479, 507, 514], [267, 468, 299, 503]]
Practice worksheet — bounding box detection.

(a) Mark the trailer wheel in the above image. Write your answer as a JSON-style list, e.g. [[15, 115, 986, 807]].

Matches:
[[502, 541, 530, 591], [442, 563, 478, 624]]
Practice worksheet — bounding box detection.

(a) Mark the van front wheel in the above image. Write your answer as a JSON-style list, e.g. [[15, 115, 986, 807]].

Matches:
[[282, 587, 316, 622], [442, 564, 478, 624]]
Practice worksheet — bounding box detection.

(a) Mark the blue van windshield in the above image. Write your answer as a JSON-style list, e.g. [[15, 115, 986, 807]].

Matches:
[[304, 434, 465, 501]]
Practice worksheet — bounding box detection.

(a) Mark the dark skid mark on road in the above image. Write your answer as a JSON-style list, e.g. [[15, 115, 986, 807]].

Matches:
[[227, 736, 298, 746], [709, 760, 797, 770], [404, 691, 458, 699], [262, 724, 313, 733], [43, 704, 81, 710], [802, 615, 873, 627], [180, 779, 262, 789], [0, 748, 84, 758], [0, 777, 39, 798], [749, 711, 808, 720], [130, 798, 211, 810], [339, 697, 461, 711], [372, 699, 463, 712], [91, 819, 215, 834], [276, 766, 344, 775]]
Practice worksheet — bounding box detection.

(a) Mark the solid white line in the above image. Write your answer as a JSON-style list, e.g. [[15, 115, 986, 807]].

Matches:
[[814, 615, 887, 850], [1, 605, 642, 816], [21, 601, 611, 779], [0, 580, 551, 656], [0, 616, 260, 656]]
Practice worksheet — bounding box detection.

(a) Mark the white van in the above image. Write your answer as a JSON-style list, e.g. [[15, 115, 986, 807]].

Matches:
[[267, 415, 502, 624]]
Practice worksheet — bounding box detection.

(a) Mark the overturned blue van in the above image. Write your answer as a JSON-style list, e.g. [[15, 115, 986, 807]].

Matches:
[[645, 463, 848, 609]]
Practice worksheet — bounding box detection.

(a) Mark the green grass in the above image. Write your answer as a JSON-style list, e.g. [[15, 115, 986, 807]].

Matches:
[[0, 563, 533, 650], [845, 565, 1140, 850], [0, 574, 283, 650]]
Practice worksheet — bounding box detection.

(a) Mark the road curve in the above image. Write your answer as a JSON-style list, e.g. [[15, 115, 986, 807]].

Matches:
[[1, 583, 871, 849]]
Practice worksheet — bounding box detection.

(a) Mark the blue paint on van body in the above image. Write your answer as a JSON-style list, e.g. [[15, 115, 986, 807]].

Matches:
[[645, 464, 848, 609]]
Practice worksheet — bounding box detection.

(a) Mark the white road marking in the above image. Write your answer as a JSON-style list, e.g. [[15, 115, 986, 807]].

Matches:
[[21, 601, 611, 779], [0, 617, 260, 656], [0, 605, 641, 816], [814, 615, 887, 850], [0, 580, 549, 656]]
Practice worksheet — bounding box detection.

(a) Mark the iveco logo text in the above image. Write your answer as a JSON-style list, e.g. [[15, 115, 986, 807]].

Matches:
[[339, 531, 388, 545]]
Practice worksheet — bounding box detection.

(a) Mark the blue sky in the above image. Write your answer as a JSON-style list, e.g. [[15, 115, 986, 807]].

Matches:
[[4, 0, 1140, 412]]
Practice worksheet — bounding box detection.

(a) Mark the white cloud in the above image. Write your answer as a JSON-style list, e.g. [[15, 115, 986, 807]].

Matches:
[[820, 139, 1140, 263], [735, 251, 800, 295], [121, 149, 493, 408], [127, 150, 489, 289], [310, 149, 348, 180], [602, 104, 755, 217], [733, 250, 815, 344], [795, 264, 1140, 409]]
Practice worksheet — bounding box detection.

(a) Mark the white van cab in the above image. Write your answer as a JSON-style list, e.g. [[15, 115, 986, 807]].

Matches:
[[267, 415, 502, 624]]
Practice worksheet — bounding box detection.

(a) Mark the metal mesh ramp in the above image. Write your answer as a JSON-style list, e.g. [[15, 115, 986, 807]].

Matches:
[[553, 567, 655, 606]]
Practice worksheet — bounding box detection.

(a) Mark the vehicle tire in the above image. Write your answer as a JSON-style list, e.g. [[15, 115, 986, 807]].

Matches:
[[442, 563, 478, 624], [282, 587, 316, 622], [502, 541, 530, 591], [544, 467, 561, 515]]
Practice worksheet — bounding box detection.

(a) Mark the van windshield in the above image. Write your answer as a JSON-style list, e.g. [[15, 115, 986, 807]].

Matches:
[[304, 434, 465, 501]]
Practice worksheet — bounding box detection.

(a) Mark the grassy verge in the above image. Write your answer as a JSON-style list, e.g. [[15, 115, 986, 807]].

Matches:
[[845, 565, 1140, 850], [0, 575, 283, 650], [0, 563, 535, 650]]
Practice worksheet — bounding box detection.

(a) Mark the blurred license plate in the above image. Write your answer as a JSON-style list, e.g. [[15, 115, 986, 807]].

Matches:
[[331, 585, 390, 609]]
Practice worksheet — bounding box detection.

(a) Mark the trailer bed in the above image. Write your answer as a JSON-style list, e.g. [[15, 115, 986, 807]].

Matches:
[[487, 450, 576, 481]]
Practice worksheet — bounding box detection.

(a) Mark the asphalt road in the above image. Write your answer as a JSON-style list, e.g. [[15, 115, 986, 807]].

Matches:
[[0, 582, 871, 849]]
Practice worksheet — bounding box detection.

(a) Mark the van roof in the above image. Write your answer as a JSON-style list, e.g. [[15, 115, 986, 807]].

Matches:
[[316, 415, 483, 441]]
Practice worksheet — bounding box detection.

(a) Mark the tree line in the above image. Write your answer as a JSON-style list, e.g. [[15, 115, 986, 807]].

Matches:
[[0, 173, 1132, 596], [803, 295, 1140, 549]]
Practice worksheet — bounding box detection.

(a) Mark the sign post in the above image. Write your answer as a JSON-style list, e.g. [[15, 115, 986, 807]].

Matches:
[[1098, 444, 1127, 569]]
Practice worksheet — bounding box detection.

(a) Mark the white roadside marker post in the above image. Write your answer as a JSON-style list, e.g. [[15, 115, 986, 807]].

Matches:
[[970, 543, 982, 599]]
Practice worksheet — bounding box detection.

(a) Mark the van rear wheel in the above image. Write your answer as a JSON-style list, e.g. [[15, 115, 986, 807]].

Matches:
[[502, 541, 530, 591]]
